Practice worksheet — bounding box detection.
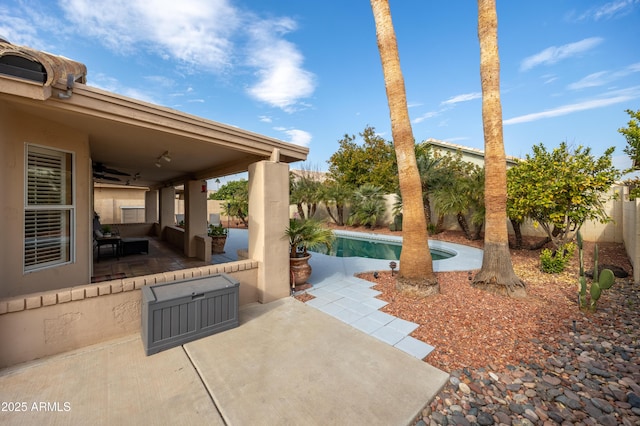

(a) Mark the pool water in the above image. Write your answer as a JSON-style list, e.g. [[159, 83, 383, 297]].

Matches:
[[311, 236, 453, 261]]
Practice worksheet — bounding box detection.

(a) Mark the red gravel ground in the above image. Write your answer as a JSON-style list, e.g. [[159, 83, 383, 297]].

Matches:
[[324, 227, 633, 372]]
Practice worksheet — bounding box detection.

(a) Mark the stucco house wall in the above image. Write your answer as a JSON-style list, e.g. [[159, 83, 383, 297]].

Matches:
[[0, 105, 93, 298], [94, 184, 148, 224]]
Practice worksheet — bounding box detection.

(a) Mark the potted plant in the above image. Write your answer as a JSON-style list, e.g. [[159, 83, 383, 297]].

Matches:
[[208, 224, 228, 254], [285, 219, 334, 286], [101, 224, 112, 237]]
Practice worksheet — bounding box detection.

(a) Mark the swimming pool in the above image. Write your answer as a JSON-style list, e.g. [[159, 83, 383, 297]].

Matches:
[[310, 234, 454, 261]]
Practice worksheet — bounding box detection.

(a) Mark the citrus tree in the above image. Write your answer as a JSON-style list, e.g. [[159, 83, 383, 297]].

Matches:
[[209, 179, 247, 200], [619, 109, 640, 199], [620, 108, 640, 171], [217, 180, 248, 227], [507, 142, 620, 250], [327, 125, 398, 193]]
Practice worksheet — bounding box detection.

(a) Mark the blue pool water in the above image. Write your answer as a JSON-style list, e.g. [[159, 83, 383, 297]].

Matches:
[[311, 236, 453, 261]]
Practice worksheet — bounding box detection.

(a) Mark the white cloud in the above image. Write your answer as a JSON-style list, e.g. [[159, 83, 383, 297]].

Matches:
[[279, 128, 312, 147], [50, 0, 315, 111], [412, 111, 439, 124], [259, 115, 272, 123], [0, 15, 32, 45], [575, 0, 640, 21], [88, 73, 159, 104], [441, 92, 482, 106], [568, 62, 640, 90], [144, 75, 176, 88], [504, 86, 640, 125], [520, 37, 603, 71], [60, 0, 239, 72], [412, 92, 481, 124], [245, 18, 316, 111], [567, 71, 610, 90]]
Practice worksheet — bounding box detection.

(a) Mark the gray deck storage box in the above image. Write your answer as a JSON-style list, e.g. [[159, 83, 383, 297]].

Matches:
[[141, 273, 240, 355]]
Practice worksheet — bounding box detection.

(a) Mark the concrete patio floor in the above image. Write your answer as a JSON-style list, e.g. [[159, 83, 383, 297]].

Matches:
[[0, 297, 449, 425]]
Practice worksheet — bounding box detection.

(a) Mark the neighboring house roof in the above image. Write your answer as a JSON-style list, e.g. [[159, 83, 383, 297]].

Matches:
[[0, 40, 308, 189], [424, 138, 519, 167]]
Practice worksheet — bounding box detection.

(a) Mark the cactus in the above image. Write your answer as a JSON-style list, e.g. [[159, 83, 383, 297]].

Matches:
[[576, 230, 615, 312], [589, 244, 615, 312], [578, 275, 588, 310], [577, 231, 588, 310], [599, 269, 615, 290], [593, 244, 599, 282]]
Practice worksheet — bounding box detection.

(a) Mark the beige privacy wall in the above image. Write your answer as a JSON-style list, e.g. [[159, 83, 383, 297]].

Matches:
[[0, 262, 258, 368]]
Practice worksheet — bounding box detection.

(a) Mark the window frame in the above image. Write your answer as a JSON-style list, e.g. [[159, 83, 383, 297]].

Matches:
[[23, 143, 76, 273]]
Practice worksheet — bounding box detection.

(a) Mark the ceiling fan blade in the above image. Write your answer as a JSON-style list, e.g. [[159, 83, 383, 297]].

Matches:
[[92, 162, 130, 176], [103, 167, 130, 176], [93, 173, 120, 181]]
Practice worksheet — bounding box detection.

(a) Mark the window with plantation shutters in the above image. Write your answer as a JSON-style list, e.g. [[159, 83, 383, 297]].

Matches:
[[24, 145, 74, 272]]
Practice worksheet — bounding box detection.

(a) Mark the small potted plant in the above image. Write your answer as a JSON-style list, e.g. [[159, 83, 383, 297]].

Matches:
[[285, 219, 334, 285], [101, 224, 112, 237], [208, 224, 228, 254]]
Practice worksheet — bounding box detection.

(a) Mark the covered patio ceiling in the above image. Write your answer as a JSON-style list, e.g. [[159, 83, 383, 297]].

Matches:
[[3, 82, 308, 189]]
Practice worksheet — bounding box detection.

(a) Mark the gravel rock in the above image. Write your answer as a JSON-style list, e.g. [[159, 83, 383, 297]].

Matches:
[[476, 411, 494, 425], [415, 277, 640, 426], [629, 392, 640, 408]]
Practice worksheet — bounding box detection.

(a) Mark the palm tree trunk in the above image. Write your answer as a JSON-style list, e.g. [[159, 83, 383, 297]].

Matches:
[[436, 213, 445, 233], [325, 205, 338, 225], [456, 212, 472, 240], [472, 221, 483, 240], [370, 0, 437, 296], [473, 0, 526, 297], [423, 196, 432, 226]]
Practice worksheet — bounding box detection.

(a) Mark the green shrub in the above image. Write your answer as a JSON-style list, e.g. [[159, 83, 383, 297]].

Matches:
[[348, 184, 386, 229], [540, 243, 575, 273]]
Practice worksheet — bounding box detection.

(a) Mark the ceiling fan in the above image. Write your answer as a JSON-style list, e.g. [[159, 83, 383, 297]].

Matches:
[[92, 173, 120, 181], [92, 162, 130, 182]]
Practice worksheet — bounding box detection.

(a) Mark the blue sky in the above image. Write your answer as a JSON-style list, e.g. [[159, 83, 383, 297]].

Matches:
[[2, 0, 640, 179]]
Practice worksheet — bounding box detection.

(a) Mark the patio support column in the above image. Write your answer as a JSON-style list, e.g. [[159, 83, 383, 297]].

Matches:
[[145, 190, 158, 224], [248, 160, 290, 303], [159, 186, 175, 240], [184, 180, 208, 258]]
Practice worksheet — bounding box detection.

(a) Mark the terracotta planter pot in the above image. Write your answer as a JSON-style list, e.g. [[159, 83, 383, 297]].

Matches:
[[211, 236, 227, 254], [290, 254, 312, 285]]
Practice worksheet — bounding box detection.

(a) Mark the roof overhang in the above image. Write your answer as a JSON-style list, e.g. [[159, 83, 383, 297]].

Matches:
[[1, 78, 308, 189]]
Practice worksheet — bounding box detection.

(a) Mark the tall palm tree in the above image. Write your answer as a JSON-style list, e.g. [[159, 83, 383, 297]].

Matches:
[[415, 143, 441, 227], [370, 0, 437, 296], [473, 0, 526, 297], [322, 181, 352, 226]]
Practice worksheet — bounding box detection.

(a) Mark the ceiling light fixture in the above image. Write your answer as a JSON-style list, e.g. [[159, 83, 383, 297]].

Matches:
[[155, 151, 171, 167]]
